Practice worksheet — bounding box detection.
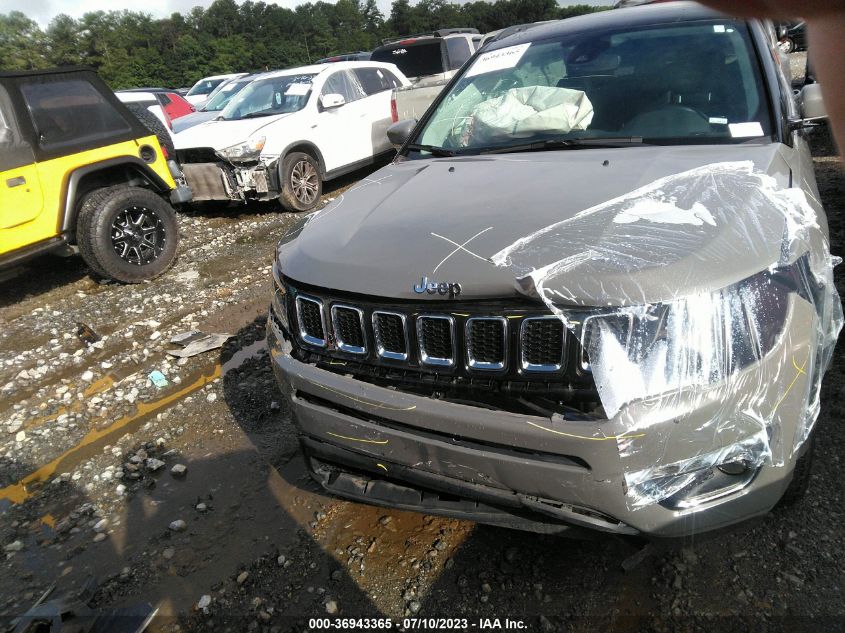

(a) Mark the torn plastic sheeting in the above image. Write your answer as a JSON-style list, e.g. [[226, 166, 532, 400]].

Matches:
[[492, 161, 843, 509], [466, 86, 593, 145]]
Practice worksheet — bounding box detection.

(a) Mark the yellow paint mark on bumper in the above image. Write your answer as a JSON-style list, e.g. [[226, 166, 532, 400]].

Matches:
[[327, 432, 389, 445], [525, 419, 645, 441]]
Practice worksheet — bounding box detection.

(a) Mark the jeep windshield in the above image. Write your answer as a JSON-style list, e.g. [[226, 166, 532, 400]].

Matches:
[[219, 74, 316, 121], [413, 20, 774, 155]]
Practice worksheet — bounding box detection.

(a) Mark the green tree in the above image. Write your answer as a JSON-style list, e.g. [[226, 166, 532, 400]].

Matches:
[[0, 11, 47, 70], [3, 1, 607, 88]]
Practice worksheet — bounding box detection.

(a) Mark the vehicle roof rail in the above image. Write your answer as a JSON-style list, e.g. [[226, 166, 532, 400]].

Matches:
[[433, 28, 479, 36], [380, 32, 436, 45], [380, 28, 478, 45]]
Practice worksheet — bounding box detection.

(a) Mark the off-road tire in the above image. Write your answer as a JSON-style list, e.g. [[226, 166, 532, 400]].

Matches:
[[779, 434, 815, 507], [280, 151, 322, 212], [124, 103, 176, 160], [76, 186, 178, 283]]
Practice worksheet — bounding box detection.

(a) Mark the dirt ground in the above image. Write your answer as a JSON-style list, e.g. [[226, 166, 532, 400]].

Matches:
[[2, 52, 844, 632]]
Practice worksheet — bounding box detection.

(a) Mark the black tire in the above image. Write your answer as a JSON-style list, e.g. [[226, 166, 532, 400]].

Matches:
[[779, 434, 815, 507], [124, 103, 177, 161], [76, 186, 178, 283], [779, 37, 795, 54], [280, 151, 322, 212]]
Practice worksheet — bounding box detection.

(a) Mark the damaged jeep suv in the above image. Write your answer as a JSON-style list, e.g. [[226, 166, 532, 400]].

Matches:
[[267, 2, 842, 537]]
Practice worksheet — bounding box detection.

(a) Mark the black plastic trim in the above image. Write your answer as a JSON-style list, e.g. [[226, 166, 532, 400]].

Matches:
[[60, 157, 170, 234]]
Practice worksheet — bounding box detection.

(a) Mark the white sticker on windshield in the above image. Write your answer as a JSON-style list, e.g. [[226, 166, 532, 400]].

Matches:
[[729, 122, 764, 138], [285, 83, 311, 96], [709, 116, 728, 125], [464, 43, 531, 78], [713, 24, 726, 33]]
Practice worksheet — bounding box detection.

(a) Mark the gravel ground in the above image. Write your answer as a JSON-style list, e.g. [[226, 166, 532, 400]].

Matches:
[[1, 52, 843, 632]]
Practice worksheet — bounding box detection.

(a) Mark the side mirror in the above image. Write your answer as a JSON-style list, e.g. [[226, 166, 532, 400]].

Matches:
[[320, 93, 345, 110], [800, 83, 826, 120], [387, 119, 417, 148]]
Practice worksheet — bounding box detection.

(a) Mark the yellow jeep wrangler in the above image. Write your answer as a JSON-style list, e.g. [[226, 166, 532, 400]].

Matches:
[[0, 67, 192, 283]]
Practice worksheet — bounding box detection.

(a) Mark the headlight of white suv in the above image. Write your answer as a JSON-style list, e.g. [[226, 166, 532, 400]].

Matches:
[[217, 136, 266, 164]]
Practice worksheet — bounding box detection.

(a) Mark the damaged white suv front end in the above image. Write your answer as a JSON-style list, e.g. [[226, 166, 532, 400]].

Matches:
[[173, 62, 409, 211]]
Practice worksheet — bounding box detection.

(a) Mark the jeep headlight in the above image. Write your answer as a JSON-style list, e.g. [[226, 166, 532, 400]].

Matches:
[[217, 136, 266, 164], [576, 261, 795, 415]]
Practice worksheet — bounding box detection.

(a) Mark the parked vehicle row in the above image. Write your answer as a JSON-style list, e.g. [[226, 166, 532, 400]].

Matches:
[[172, 73, 263, 134], [115, 89, 195, 136], [184, 73, 247, 106]]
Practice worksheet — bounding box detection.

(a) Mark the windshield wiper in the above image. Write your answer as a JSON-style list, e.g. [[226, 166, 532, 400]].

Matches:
[[479, 136, 647, 154], [239, 111, 281, 120], [405, 143, 457, 157]]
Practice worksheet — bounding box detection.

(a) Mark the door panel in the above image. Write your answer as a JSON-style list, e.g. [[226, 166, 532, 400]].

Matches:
[[312, 70, 370, 172], [352, 67, 401, 155], [0, 82, 44, 242], [0, 162, 44, 252]]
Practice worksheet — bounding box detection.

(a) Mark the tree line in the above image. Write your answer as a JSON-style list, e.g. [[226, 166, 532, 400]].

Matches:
[[0, 0, 605, 89]]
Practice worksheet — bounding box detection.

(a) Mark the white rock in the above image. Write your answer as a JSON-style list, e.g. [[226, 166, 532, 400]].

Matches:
[[4, 540, 24, 553], [81, 370, 94, 381], [93, 519, 108, 533], [15, 431, 25, 442], [116, 484, 127, 495], [206, 392, 217, 403], [170, 464, 187, 477], [169, 519, 187, 532], [197, 595, 211, 609]]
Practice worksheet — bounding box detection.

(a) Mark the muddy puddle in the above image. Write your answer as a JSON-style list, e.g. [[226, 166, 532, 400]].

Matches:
[[0, 339, 268, 508]]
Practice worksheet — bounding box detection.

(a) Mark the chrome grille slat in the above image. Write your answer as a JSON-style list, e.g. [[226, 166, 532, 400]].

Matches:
[[417, 315, 455, 367], [521, 316, 565, 372], [295, 295, 326, 347], [372, 311, 409, 361], [466, 317, 507, 371], [331, 304, 367, 355]]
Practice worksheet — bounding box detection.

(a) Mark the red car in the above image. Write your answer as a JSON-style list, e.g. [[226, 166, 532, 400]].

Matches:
[[117, 88, 195, 125]]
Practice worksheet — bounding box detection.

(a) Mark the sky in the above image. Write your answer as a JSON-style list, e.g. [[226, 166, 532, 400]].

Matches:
[[4, 0, 616, 28]]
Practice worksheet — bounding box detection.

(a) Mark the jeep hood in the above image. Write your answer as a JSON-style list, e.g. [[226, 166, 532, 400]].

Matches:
[[173, 113, 292, 152], [277, 144, 816, 305]]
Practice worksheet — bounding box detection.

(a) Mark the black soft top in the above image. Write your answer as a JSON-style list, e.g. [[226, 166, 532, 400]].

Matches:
[[0, 66, 94, 79], [0, 66, 155, 162]]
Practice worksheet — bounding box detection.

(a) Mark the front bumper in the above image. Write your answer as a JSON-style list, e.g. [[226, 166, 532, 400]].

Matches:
[[267, 294, 816, 538], [181, 161, 275, 202]]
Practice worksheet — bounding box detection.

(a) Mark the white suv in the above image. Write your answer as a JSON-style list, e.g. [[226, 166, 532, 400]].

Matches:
[[173, 61, 410, 211]]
